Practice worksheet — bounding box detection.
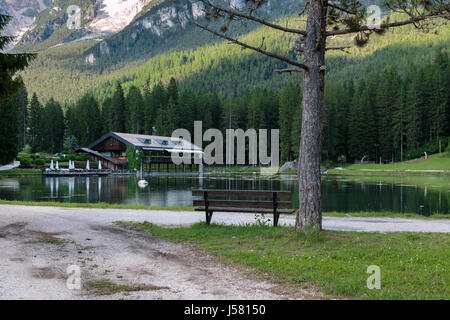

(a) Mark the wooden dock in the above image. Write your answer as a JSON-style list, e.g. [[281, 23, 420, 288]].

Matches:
[[42, 169, 112, 176]]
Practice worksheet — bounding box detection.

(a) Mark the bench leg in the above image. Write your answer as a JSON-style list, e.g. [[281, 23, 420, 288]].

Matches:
[[206, 210, 214, 225], [273, 213, 280, 227]]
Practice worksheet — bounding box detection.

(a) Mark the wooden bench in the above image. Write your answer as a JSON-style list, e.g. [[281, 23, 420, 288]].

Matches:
[[192, 189, 294, 227]]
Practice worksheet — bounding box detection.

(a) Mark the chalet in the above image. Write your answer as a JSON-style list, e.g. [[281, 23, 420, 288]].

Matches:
[[77, 132, 203, 172]]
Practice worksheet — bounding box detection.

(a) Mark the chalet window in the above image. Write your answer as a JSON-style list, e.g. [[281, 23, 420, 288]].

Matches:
[[137, 138, 151, 145]]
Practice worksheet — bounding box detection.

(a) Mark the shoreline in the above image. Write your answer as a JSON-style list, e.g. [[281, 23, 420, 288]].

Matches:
[[1, 166, 450, 177], [0, 200, 448, 220]]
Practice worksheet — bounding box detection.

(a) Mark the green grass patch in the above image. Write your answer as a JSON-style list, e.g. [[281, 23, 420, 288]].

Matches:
[[126, 222, 450, 299], [328, 153, 450, 175], [323, 211, 449, 219], [0, 199, 195, 211]]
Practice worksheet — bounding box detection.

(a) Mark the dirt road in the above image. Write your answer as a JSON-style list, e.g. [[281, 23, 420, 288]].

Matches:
[[1, 204, 448, 299], [0, 205, 320, 300]]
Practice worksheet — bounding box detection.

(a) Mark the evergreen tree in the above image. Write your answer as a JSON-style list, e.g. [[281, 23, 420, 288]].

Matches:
[[0, 14, 35, 102], [376, 67, 400, 162], [29, 93, 43, 152], [178, 90, 196, 133], [65, 136, 79, 154], [111, 82, 127, 132], [144, 82, 167, 134], [167, 77, 179, 103], [14, 78, 28, 149], [126, 86, 145, 134], [392, 84, 407, 161], [101, 97, 113, 134], [348, 80, 366, 161], [80, 93, 102, 145], [279, 83, 301, 162], [360, 80, 378, 160], [0, 91, 19, 164], [290, 101, 302, 160], [404, 67, 422, 151], [41, 99, 65, 153], [428, 63, 447, 139]]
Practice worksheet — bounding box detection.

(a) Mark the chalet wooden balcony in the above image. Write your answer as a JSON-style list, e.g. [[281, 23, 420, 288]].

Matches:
[[142, 156, 173, 164]]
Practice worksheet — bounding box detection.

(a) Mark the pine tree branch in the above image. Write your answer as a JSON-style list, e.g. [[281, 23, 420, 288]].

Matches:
[[197, 0, 307, 36], [327, 3, 357, 15], [325, 46, 351, 51], [326, 13, 449, 36], [194, 22, 309, 71], [275, 68, 305, 73]]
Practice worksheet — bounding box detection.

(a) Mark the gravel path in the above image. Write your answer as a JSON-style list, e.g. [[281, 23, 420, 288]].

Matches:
[[0, 161, 20, 171], [0, 205, 322, 300], [0, 205, 448, 300]]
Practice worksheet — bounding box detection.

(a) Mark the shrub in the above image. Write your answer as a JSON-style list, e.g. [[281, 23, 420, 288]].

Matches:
[[23, 145, 32, 154], [404, 137, 449, 160], [19, 157, 32, 167], [75, 154, 88, 161], [33, 158, 46, 166]]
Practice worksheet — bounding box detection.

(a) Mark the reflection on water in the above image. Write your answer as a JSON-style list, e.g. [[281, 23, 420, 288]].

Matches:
[[0, 173, 448, 216]]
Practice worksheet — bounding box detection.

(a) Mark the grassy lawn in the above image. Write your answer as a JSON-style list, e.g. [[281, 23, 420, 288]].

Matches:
[[323, 211, 449, 219], [327, 152, 450, 175], [125, 222, 450, 299], [0, 199, 195, 211]]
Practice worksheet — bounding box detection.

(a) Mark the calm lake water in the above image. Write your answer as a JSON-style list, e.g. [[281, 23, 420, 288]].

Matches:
[[0, 173, 448, 216]]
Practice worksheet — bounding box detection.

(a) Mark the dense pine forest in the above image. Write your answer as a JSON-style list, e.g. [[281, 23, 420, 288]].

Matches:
[[3, 50, 448, 166]]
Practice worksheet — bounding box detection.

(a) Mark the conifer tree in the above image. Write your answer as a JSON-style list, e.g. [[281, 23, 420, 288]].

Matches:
[[29, 93, 43, 152], [0, 14, 35, 102], [0, 92, 19, 164], [126, 86, 145, 134], [279, 83, 301, 162], [111, 83, 127, 132]]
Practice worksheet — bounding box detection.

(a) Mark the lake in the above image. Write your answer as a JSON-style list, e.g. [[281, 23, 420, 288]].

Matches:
[[0, 173, 448, 216]]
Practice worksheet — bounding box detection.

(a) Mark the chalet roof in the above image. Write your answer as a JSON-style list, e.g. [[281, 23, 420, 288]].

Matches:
[[88, 132, 203, 153], [77, 148, 126, 165]]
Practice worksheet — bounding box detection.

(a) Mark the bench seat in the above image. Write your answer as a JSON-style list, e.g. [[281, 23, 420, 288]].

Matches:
[[192, 189, 295, 226], [195, 206, 295, 214]]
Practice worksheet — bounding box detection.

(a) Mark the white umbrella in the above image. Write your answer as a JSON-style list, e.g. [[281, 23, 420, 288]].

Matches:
[[98, 160, 102, 170], [55, 161, 59, 170], [86, 160, 90, 170], [50, 160, 54, 170]]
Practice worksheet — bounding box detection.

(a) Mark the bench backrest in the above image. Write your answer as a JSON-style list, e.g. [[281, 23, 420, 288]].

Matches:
[[192, 189, 292, 209]]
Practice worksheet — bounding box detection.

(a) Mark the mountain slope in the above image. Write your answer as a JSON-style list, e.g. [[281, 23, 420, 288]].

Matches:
[[3, 0, 155, 52], [84, 0, 304, 68], [0, 0, 51, 49], [19, 13, 450, 104]]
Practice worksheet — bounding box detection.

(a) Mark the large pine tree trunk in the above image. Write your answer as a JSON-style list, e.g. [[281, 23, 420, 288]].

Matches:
[[295, 0, 326, 231]]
